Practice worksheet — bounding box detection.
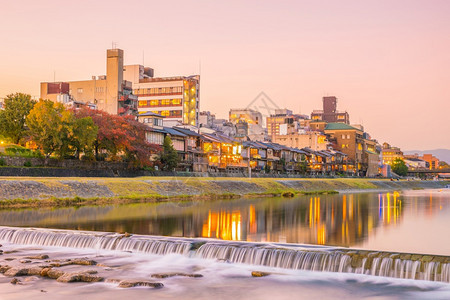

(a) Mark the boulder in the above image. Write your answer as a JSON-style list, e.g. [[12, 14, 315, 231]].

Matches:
[[28, 267, 44, 276], [118, 280, 163, 289], [4, 267, 29, 277], [25, 255, 49, 260], [10, 278, 21, 285], [46, 269, 65, 279], [56, 271, 103, 283], [72, 259, 97, 266], [151, 273, 203, 278], [40, 268, 51, 277], [20, 259, 32, 264], [0, 265, 11, 273], [251, 271, 271, 277]]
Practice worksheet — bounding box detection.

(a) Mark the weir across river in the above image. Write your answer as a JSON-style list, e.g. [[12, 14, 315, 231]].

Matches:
[[0, 226, 448, 283]]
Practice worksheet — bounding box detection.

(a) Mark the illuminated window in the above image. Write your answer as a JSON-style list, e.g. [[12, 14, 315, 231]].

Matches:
[[77, 88, 83, 93], [150, 100, 158, 106]]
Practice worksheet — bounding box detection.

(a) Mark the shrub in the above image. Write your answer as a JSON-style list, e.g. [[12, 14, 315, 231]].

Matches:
[[23, 160, 32, 167], [0, 158, 5, 166]]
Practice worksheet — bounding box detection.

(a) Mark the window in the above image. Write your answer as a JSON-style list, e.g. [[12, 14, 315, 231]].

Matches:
[[77, 88, 83, 93]]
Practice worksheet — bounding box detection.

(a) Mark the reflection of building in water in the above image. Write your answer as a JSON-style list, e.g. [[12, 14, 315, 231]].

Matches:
[[378, 192, 402, 225], [202, 210, 243, 241], [0, 192, 410, 247], [198, 193, 403, 247]]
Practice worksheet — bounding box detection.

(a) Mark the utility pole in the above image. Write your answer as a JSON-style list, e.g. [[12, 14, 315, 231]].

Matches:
[[248, 147, 252, 179]]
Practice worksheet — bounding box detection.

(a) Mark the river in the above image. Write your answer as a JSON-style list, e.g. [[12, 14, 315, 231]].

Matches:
[[0, 189, 449, 255], [0, 189, 450, 299]]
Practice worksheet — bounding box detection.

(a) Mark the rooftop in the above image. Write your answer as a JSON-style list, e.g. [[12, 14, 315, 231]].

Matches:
[[325, 123, 360, 131]]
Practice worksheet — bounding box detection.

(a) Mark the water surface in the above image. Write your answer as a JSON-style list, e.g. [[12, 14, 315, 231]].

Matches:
[[1, 189, 449, 255]]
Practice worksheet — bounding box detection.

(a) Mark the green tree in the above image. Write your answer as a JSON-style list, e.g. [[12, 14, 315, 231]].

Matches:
[[160, 135, 179, 171], [0, 93, 36, 144], [391, 158, 408, 176], [26, 100, 71, 157], [71, 117, 98, 159]]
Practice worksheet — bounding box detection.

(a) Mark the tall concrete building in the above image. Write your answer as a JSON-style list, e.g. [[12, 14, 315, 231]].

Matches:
[[381, 142, 403, 165], [229, 108, 266, 141], [311, 96, 350, 124], [40, 49, 137, 115], [266, 109, 309, 138], [124, 65, 200, 126]]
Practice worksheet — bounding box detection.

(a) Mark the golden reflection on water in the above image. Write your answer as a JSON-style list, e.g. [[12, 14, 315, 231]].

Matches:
[[0, 190, 448, 248]]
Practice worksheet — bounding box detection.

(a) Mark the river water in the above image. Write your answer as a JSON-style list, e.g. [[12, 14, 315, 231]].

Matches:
[[0, 189, 450, 299], [0, 189, 449, 255]]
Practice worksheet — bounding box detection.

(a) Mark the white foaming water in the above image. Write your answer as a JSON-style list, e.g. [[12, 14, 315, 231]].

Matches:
[[0, 226, 191, 255], [197, 243, 450, 283], [0, 226, 449, 284]]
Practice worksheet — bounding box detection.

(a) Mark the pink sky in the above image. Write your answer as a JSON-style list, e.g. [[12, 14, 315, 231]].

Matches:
[[1, 0, 449, 150]]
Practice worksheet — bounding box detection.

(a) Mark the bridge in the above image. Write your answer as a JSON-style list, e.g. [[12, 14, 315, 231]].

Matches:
[[407, 168, 450, 174]]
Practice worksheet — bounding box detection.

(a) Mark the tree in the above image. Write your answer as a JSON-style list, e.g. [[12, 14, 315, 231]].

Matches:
[[391, 158, 408, 176], [71, 117, 98, 159], [26, 99, 69, 157], [0, 93, 36, 144], [160, 135, 179, 171], [73, 107, 158, 166]]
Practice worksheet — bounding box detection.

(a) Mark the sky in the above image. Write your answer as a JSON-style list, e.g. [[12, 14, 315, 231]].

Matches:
[[0, 0, 449, 150]]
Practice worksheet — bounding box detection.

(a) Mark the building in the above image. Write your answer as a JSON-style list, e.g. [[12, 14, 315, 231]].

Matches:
[[229, 108, 266, 141], [420, 154, 440, 170], [272, 131, 329, 151], [381, 143, 403, 165], [324, 123, 365, 175], [40, 49, 137, 116], [311, 96, 350, 124], [266, 109, 297, 138], [198, 111, 216, 128], [229, 108, 262, 126], [404, 157, 428, 170], [138, 111, 165, 147], [305, 120, 328, 132], [124, 64, 200, 127]]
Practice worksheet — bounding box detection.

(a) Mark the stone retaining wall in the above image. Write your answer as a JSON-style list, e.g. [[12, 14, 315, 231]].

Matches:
[[0, 177, 447, 201]]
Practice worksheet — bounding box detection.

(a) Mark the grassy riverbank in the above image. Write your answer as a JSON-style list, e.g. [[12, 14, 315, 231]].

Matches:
[[0, 177, 447, 208]]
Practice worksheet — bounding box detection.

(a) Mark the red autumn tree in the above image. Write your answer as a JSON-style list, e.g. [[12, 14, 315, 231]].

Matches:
[[73, 107, 160, 167]]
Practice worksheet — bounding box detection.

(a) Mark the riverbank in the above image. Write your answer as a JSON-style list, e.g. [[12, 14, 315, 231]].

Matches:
[[0, 177, 447, 208]]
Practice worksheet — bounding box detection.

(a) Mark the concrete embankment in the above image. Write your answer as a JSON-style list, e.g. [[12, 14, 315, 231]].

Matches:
[[0, 177, 447, 207]]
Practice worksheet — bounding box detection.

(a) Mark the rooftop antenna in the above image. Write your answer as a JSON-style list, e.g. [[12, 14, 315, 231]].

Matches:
[[111, 42, 117, 49], [53, 70, 56, 83]]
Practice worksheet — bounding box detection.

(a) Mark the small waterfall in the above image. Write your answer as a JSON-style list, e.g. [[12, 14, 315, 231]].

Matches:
[[197, 243, 450, 283], [1, 226, 449, 283], [0, 227, 191, 255]]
